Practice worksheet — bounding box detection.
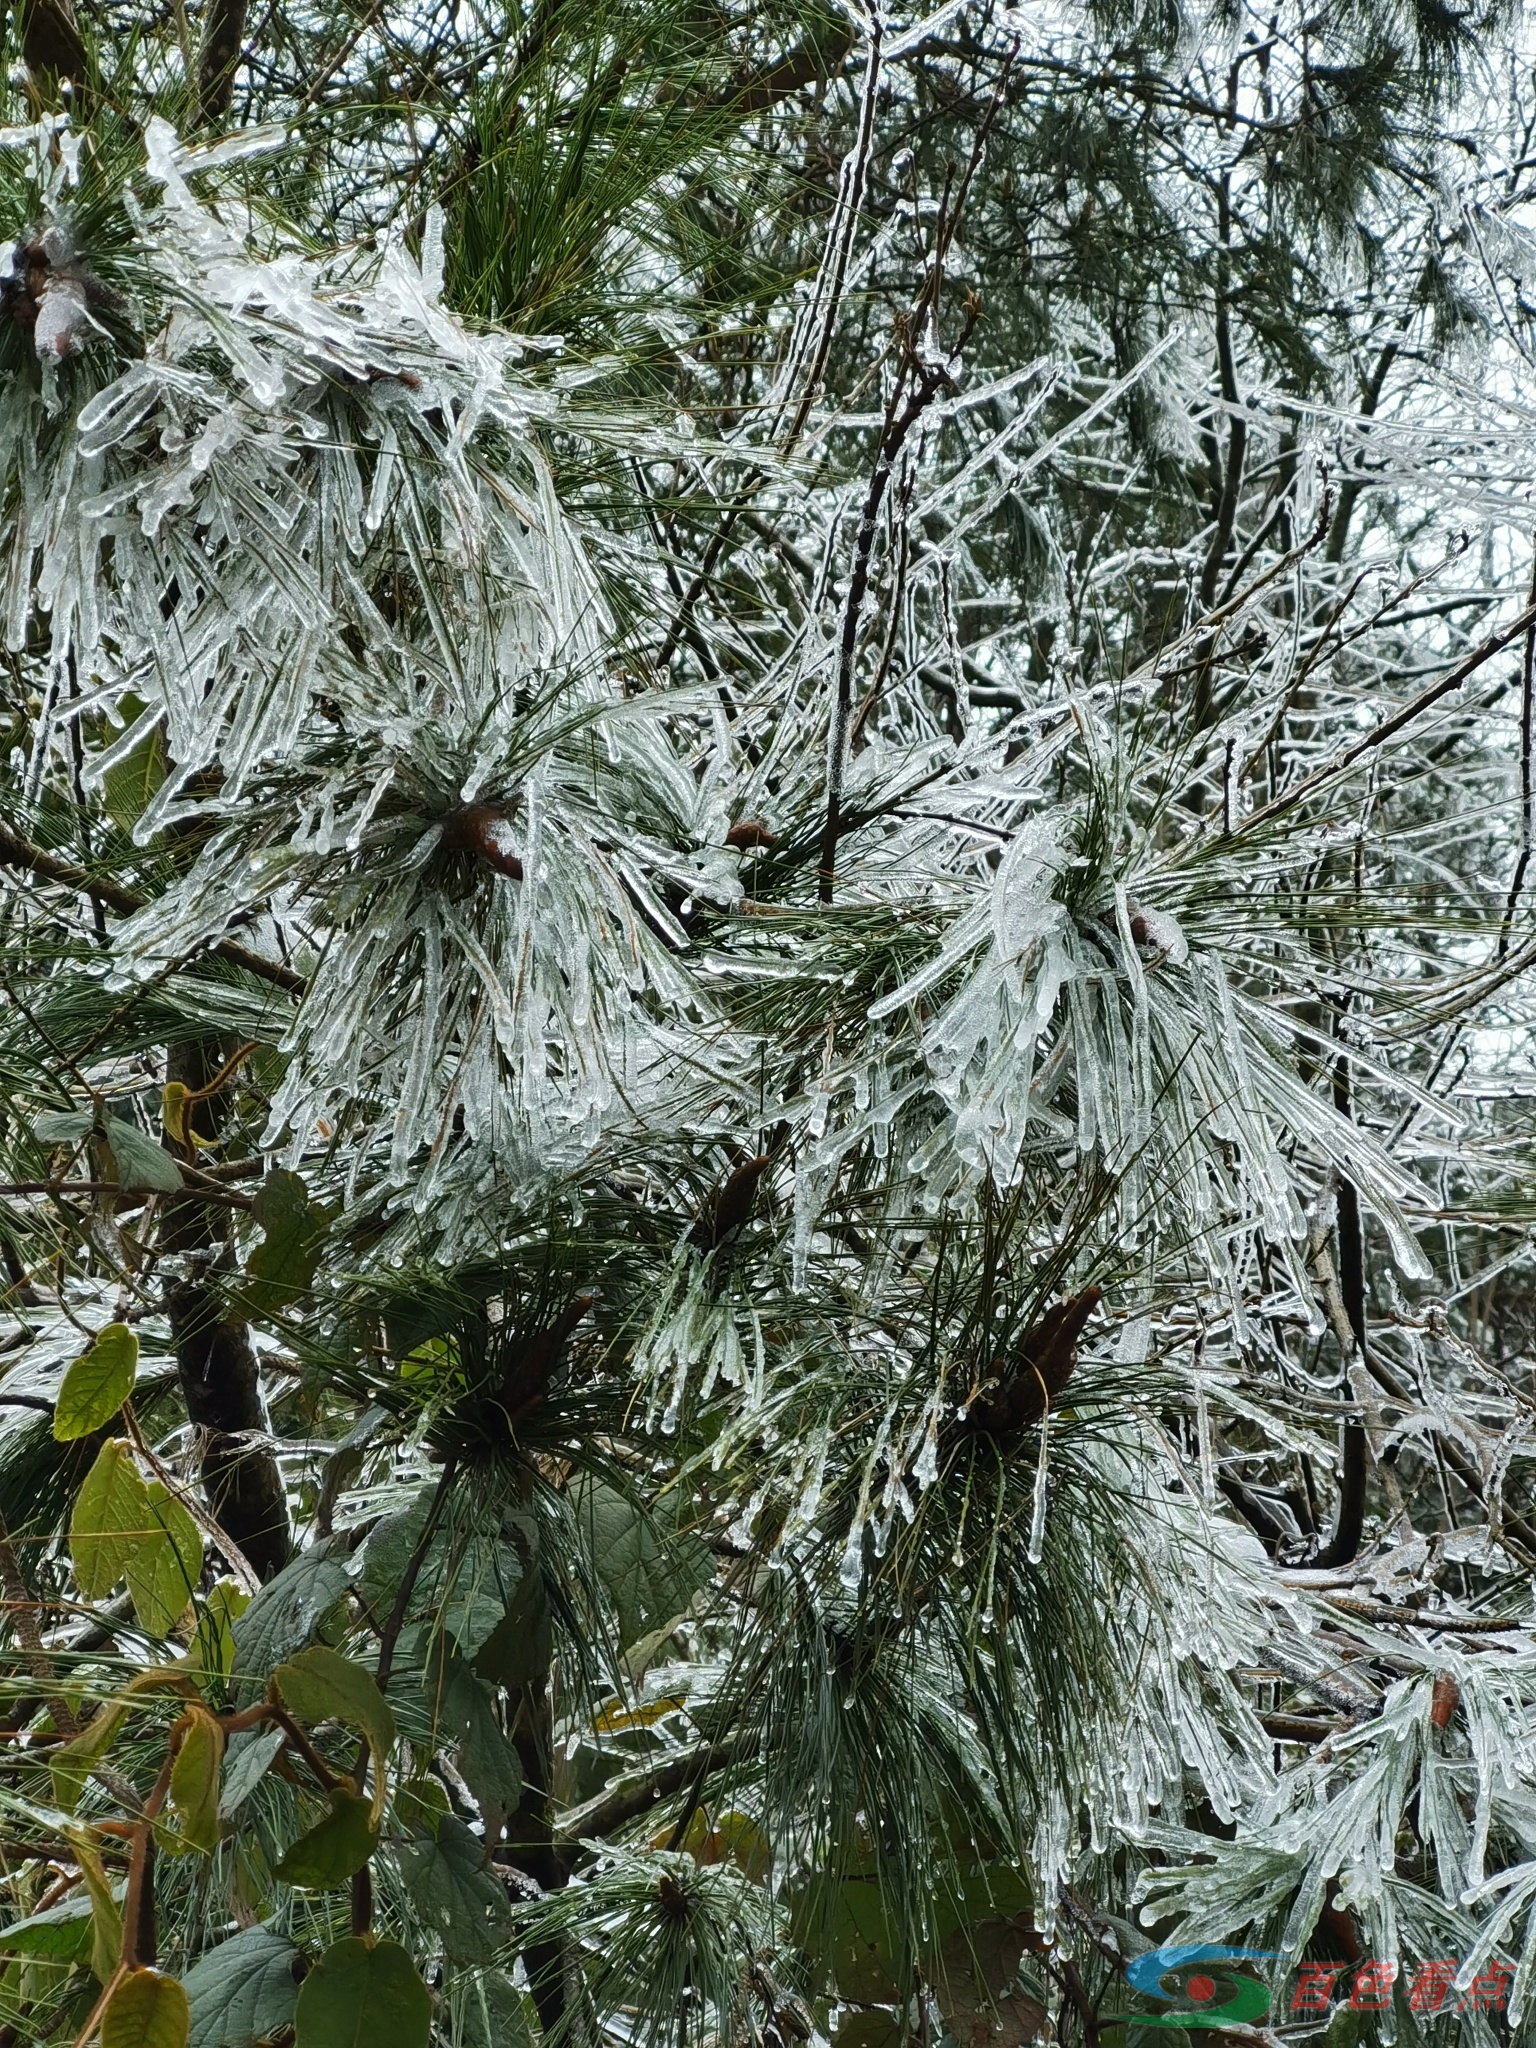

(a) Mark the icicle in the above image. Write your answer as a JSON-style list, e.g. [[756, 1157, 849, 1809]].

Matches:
[[1027, 1412, 1050, 1564]]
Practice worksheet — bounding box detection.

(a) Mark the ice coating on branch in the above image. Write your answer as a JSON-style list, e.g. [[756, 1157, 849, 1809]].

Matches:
[[11, 127, 731, 1208]]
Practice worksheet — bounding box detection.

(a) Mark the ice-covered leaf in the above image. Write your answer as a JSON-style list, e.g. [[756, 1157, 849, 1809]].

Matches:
[[231, 1537, 352, 1697], [101, 1116, 182, 1192]]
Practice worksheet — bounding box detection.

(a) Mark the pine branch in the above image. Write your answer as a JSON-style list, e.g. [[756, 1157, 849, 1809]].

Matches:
[[0, 823, 304, 996]]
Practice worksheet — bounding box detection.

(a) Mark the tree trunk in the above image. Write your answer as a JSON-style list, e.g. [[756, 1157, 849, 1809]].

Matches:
[[161, 1041, 289, 1582], [196, 0, 245, 122]]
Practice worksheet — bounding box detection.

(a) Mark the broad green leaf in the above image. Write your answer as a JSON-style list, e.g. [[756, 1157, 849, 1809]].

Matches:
[[294, 1939, 430, 2048], [386, 1637, 521, 1818], [167, 1707, 224, 1854], [795, 1876, 902, 2002], [360, 1494, 521, 1657], [449, 1969, 531, 2048], [70, 1440, 152, 1600], [218, 1725, 285, 1820], [714, 1810, 773, 1882], [241, 1170, 332, 1319], [471, 1565, 547, 1686], [273, 1644, 395, 1767], [273, 1787, 379, 1890], [51, 1699, 131, 1815], [194, 1580, 250, 1681], [394, 1776, 450, 1836], [832, 2015, 900, 2048], [125, 1482, 203, 1636], [54, 1324, 138, 1440], [931, 1915, 1044, 2048], [33, 1109, 94, 1144], [71, 1833, 123, 1984], [455, 1672, 523, 1820], [184, 1927, 304, 2048], [230, 1538, 352, 1701], [357, 1494, 436, 1613], [0, 1900, 94, 1962], [395, 1816, 512, 1964], [103, 723, 165, 833], [101, 1116, 183, 1193], [571, 1477, 712, 1650], [103, 1969, 190, 2048]]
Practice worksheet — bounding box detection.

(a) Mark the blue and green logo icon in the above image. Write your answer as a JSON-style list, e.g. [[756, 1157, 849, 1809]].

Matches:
[[1126, 1945, 1276, 2028]]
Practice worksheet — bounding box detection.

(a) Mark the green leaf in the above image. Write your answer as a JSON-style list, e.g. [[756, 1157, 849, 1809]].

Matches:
[[125, 1482, 203, 1636], [32, 1110, 94, 1145], [70, 1440, 152, 1600], [714, 1810, 772, 1882], [274, 1787, 379, 1890], [103, 1970, 190, 2048], [230, 1537, 352, 1699], [294, 1938, 431, 2048], [395, 1816, 512, 1964], [103, 724, 165, 833], [50, 1700, 131, 1815], [218, 1725, 285, 1820], [571, 1477, 712, 1649], [101, 1116, 182, 1193], [798, 1877, 903, 2002], [184, 1928, 305, 2048], [832, 2015, 900, 2048], [470, 1559, 546, 1685], [931, 1915, 1043, 2048], [449, 1969, 531, 2048], [360, 1494, 521, 1657], [167, 1707, 224, 1854], [0, 1899, 94, 1962], [193, 1579, 250, 1681], [241, 1170, 332, 1320], [54, 1323, 139, 1441], [455, 1672, 523, 1820], [71, 1834, 123, 1985], [394, 1776, 450, 1836], [274, 1644, 395, 1766]]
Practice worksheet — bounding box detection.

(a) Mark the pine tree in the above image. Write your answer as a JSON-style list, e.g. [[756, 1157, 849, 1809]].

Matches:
[[3, 6, 1536, 2048]]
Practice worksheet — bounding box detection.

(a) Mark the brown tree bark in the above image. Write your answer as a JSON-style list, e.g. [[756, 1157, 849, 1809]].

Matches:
[[196, 0, 245, 123], [161, 1040, 290, 1583]]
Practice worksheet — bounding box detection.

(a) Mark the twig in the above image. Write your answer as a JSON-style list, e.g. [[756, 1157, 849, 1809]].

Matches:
[[1320, 1596, 1527, 1635], [0, 1511, 77, 1736], [0, 822, 304, 996], [0, 1182, 253, 1209], [1235, 599, 1536, 837]]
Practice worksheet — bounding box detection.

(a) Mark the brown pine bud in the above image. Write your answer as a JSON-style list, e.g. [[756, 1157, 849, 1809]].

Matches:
[[966, 1285, 1103, 1435], [688, 1154, 770, 1250], [1430, 1670, 1459, 1730], [439, 802, 524, 880], [725, 819, 778, 851], [493, 1294, 595, 1428]]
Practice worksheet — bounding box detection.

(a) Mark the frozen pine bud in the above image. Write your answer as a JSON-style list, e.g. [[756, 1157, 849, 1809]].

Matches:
[[438, 802, 524, 879], [725, 818, 778, 851]]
